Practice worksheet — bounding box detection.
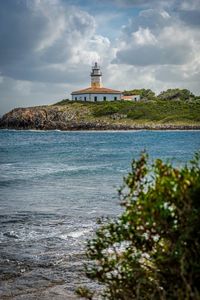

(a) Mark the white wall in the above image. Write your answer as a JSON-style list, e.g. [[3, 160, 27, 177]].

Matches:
[[72, 93, 121, 101], [132, 95, 140, 101]]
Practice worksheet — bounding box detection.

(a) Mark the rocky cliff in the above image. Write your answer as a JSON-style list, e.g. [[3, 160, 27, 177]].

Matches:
[[1, 103, 200, 130], [0, 105, 124, 130]]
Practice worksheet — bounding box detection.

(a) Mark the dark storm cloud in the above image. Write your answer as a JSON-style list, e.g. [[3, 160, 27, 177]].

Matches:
[[2, 56, 88, 84], [179, 10, 200, 27], [0, 0, 48, 65], [0, 0, 96, 83], [114, 43, 192, 66], [154, 66, 200, 83]]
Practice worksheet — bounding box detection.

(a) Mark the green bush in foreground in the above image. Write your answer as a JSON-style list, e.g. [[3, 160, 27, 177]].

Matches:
[[78, 153, 200, 299]]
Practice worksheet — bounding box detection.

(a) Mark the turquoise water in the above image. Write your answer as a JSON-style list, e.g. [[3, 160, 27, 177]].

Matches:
[[0, 130, 200, 297]]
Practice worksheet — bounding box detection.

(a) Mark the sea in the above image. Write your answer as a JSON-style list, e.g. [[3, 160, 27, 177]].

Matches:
[[0, 130, 200, 299]]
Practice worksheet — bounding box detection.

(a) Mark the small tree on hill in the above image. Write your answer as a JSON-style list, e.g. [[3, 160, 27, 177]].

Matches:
[[77, 153, 200, 300], [158, 89, 195, 101]]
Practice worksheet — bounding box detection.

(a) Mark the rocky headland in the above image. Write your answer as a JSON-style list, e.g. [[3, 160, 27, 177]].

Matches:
[[1, 101, 200, 130]]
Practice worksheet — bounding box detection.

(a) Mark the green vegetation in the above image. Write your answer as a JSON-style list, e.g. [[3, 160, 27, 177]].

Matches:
[[123, 88, 198, 101], [52, 99, 200, 124], [77, 153, 200, 300], [91, 100, 200, 123], [53, 88, 200, 125], [158, 89, 195, 101], [123, 88, 155, 100]]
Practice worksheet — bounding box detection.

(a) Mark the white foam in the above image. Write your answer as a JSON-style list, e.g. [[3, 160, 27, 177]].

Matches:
[[60, 228, 91, 239]]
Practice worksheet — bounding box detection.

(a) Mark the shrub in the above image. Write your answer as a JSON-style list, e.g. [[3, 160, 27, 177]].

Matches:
[[93, 106, 119, 117], [157, 89, 195, 101], [81, 153, 200, 299]]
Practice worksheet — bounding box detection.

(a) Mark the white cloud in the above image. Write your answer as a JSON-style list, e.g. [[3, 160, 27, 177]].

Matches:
[[0, 0, 200, 114], [114, 7, 197, 65], [104, 3, 200, 97], [132, 27, 157, 45]]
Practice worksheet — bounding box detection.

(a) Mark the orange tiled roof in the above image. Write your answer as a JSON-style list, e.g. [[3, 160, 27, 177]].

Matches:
[[121, 95, 134, 100], [71, 87, 122, 95]]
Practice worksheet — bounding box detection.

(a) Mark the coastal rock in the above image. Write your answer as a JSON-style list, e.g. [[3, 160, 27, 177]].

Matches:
[[1, 105, 200, 130], [0, 106, 90, 130]]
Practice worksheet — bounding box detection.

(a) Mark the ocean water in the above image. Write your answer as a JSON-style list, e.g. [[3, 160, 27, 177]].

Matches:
[[0, 130, 200, 299]]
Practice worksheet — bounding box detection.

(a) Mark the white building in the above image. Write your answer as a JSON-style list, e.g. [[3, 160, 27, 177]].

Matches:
[[121, 95, 141, 101], [71, 63, 122, 102]]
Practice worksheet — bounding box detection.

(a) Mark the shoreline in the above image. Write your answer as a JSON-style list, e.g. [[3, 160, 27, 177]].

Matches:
[[1, 125, 200, 131]]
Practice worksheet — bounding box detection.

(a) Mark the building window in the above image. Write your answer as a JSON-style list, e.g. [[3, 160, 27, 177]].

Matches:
[[114, 96, 117, 101], [103, 96, 106, 101], [84, 97, 87, 101], [75, 97, 77, 101], [94, 96, 97, 102]]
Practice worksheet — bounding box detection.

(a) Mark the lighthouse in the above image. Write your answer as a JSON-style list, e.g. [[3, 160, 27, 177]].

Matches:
[[90, 62, 102, 88], [71, 63, 122, 102]]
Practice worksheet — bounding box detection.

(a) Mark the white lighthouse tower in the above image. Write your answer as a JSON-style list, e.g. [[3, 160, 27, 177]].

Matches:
[[90, 62, 102, 88], [71, 62, 122, 102]]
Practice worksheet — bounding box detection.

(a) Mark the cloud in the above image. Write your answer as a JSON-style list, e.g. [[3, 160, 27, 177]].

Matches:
[[0, 0, 112, 84], [180, 0, 200, 11], [110, 3, 200, 97], [113, 7, 199, 66], [0, 1, 47, 65], [132, 27, 158, 46], [179, 10, 200, 27], [114, 44, 192, 66], [98, 0, 176, 9], [0, 76, 70, 115], [0, 0, 200, 115]]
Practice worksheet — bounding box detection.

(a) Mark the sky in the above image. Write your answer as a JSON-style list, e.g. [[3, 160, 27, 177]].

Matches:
[[0, 0, 200, 114]]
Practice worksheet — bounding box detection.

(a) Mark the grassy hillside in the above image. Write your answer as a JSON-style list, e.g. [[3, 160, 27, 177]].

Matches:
[[53, 99, 200, 125]]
